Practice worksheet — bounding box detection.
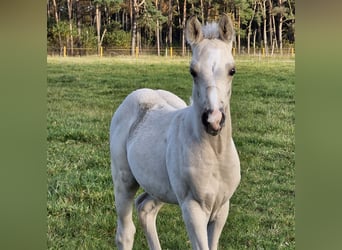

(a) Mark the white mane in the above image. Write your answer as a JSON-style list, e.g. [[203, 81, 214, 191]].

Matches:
[[202, 22, 220, 39]]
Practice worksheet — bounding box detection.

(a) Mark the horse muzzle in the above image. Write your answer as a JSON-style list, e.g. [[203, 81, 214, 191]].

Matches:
[[201, 109, 226, 136]]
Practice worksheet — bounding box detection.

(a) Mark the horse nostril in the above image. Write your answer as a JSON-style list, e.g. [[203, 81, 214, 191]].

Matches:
[[201, 110, 210, 127]]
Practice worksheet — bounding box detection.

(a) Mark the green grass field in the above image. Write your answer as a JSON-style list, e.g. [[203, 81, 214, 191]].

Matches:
[[47, 56, 295, 249]]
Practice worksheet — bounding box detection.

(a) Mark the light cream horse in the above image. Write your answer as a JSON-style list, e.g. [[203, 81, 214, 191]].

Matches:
[[110, 14, 240, 250]]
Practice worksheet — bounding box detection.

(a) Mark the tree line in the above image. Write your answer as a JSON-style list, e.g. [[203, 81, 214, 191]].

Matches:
[[47, 0, 295, 56]]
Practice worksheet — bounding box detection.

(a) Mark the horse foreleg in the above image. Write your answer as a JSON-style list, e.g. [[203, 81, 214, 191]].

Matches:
[[207, 201, 230, 250], [181, 199, 210, 250], [135, 192, 164, 250]]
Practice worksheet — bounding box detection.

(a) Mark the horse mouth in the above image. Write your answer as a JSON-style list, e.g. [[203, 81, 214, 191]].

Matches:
[[201, 110, 226, 136]]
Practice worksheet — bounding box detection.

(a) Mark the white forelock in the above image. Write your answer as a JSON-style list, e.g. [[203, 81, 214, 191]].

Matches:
[[202, 22, 220, 39]]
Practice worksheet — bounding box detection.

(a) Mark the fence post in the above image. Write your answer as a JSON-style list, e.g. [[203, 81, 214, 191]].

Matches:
[[262, 48, 265, 57], [170, 47, 173, 58], [232, 47, 236, 56], [100, 46, 103, 57], [291, 48, 294, 57], [63, 46, 66, 57]]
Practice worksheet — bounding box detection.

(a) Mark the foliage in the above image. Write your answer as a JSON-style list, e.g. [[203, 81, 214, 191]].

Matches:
[[47, 0, 295, 54], [50, 21, 72, 46], [47, 56, 294, 249], [139, 0, 167, 31], [80, 26, 98, 49], [103, 30, 131, 48]]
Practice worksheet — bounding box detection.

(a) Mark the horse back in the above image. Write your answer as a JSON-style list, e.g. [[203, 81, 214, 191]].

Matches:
[[110, 88, 186, 137]]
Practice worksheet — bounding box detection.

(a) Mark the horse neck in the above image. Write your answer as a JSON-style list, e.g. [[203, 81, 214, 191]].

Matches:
[[208, 107, 232, 154]]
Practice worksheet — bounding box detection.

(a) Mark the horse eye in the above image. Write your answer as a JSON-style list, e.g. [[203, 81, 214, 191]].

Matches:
[[190, 68, 197, 78], [229, 68, 236, 76]]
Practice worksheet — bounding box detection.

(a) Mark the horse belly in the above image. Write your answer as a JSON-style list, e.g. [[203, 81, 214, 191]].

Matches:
[[127, 111, 178, 204]]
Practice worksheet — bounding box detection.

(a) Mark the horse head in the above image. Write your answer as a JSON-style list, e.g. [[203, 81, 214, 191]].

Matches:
[[186, 14, 236, 136]]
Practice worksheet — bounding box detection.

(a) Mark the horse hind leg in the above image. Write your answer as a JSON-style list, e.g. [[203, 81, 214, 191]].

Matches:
[[112, 160, 139, 250], [135, 192, 164, 250]]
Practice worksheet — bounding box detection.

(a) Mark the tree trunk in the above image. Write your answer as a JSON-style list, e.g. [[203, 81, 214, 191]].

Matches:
[[279, 15, 283, 55], [122, 10, 125, 30], [131, 0, 145, 56], [131, 8, 137, 56], [155, 0, 160, 56], [278, 0, 283, 55], [129, 0, 133, 31], [247, 28, 251, 55], [200, 0, 204, 24], [257, 21, 261, 47], [67, 0, 74, 56], [47, 0, 51, 17], [268, 0, 273, 55], [156, 21, 160, 56], [182, 0, 187, 56], [206, 0, 210, 20], [168, 0, 173, 48], [272, 13, 278, 49], [261, 0, 268, 55], [247, 1, 257, 55], [237, 8, 241, 54], [253, 29, 257, 55], [137, 27, 141, 52], [96, 2, 101, 55], [75, 0, 82, 56], [176, 0, 182, 50], [104, 5, 109, 25], [52, 0, 62, 55]]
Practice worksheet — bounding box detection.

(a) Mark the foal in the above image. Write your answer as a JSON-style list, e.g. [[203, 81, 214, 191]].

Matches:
[[110, 14, 240, 250]]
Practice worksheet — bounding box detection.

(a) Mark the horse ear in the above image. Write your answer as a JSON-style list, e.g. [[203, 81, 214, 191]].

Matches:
[[218, 14, 235, 44], [186, 16, 203, 46]]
